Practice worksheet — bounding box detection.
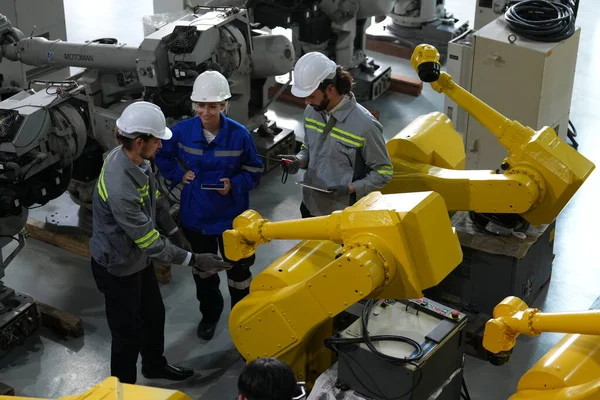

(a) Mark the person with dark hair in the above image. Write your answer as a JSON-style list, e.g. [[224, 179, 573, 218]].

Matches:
[[89, 101, 232, 384], [155, 70, 264, 341], [237, 358, 302, 400], [278, 52, 394, 218]]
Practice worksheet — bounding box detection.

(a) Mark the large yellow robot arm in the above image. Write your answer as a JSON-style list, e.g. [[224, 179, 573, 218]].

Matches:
[[382, 45, 595, 226], [224, 191, 463, 383], [483, 297, 600, 400]]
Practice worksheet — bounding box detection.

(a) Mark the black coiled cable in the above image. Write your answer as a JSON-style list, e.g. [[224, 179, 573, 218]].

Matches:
[[322, 300, 424, 400], [504, 0, 578, 42]]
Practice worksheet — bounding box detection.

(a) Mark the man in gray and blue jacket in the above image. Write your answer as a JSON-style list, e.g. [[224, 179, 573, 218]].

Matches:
[[89, 101, 231, 384], [279, 52, 393, 217]]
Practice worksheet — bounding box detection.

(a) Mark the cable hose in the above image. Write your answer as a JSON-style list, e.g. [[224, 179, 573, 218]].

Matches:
[[504, 0, 577, 42], [361, 299, 424, 363], [322, 299, 424, 364]]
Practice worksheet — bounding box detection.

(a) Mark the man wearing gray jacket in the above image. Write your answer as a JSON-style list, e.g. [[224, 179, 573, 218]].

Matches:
[[89, 101, 231, 384], [279, 52, 394, 217]]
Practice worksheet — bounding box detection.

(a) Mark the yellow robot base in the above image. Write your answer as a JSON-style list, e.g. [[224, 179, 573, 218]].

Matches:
[[0, 377, 192, 400]]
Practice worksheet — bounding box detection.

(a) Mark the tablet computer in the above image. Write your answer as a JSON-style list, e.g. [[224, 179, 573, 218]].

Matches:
[[201, 183, 226, 190], [295, 181, 333, 193]]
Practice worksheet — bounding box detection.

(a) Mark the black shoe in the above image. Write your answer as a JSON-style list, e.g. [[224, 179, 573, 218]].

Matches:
[[142, 364, 195, 381], [197, 321, 217, 340]]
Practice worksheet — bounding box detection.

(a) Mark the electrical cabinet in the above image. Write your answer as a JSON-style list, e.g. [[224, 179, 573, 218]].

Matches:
[[0, 0, 67, 88], [474, 0, 506, 30], [444, 17, 580, 171], [444, 29, 474, 138], [337, 299, 467, 400]]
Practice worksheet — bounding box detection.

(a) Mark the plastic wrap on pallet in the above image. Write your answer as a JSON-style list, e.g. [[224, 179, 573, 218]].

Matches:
[[142, 10, 190, 37], [451, 211, 551, 259], [307, 363, 368, 400]]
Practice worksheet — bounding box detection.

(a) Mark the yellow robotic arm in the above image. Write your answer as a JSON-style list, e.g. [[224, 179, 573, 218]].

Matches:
[[0, 377, 191, 400], [223, 44, 595, 388], [483, 297, 600, 400], [224, 191, 463, 384], [381, 44, 595, 226]]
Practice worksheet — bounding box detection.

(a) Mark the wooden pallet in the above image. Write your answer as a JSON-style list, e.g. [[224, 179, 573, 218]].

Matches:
[[0, 382, 14, 396], [25, 219, 90, 259], [390, 73, 423, 97], [24, 219, 172, 284], [367, 39, 414, 61], [36, 301, 84, 338]]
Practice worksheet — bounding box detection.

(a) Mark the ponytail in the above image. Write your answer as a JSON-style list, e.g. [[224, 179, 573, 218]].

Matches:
[[319, 66, 354, 95]]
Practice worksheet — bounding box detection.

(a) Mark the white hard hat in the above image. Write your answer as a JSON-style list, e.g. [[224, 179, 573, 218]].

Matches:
[[191, 70, 232, 102], [116, 101, 172, 140], [291, 52, 337, 98]]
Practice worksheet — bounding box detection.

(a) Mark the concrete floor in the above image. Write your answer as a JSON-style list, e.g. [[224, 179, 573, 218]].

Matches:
[[1, 0, 600, 399]]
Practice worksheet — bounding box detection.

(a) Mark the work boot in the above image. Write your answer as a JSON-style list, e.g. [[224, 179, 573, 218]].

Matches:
[[197, 320, 217, 340], [142, 364, 194, 381]]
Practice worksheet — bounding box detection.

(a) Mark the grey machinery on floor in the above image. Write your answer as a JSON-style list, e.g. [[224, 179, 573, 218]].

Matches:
[[227, 0, 396, 102], [0, 8, 296, 358], [190, 0, 468, 77], [367, 0, 469, 55]]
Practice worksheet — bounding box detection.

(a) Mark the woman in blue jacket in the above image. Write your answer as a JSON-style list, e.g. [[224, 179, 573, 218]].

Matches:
[[155, 70, 263, 340]]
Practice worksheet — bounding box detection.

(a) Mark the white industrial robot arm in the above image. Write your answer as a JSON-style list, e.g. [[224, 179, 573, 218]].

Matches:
[[0, 10, 295, 274]]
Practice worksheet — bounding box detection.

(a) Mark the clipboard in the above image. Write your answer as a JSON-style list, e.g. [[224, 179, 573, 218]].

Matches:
[[295, 181, 333, 193]]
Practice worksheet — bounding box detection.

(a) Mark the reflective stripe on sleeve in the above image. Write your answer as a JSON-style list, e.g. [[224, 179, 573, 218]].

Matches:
[[241, 165, 264, 173], [377, 165, 394, 175], [135, 229, 160, 249], [97, 168, 108, 202], [215, 150, 243, 157]]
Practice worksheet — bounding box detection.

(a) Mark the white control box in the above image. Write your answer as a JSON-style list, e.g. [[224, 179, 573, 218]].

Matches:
[[444, 17, 579, 170]]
